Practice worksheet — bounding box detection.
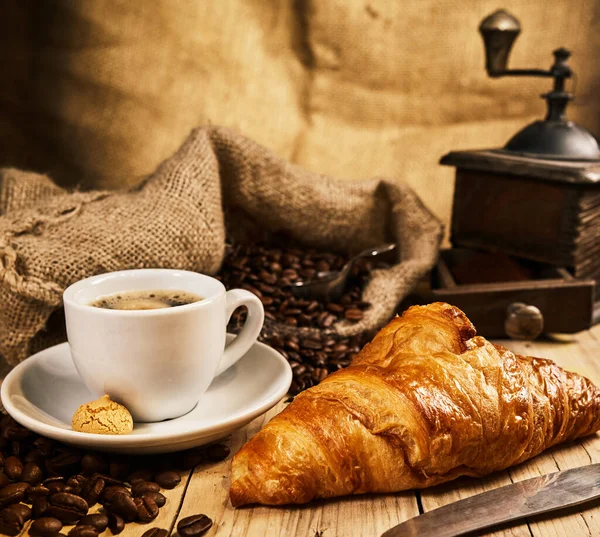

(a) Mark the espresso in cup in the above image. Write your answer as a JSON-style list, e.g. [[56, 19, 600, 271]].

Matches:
[[91, 290, 203, 310]]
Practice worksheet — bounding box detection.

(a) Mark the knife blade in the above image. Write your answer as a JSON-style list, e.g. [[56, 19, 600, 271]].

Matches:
[[381, 463, 600, 537]]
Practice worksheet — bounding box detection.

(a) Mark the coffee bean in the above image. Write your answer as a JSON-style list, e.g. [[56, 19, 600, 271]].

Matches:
[[313, 368, 329, 383], [92, 473, 125, 487], [6, 502, 32, 522], [285, 340, 300, 352], [77, 513, 109, 532], [127, 469, 154, 484], [4, 456, 23, 481], [257, 283, 275, 294], [65, 475, 86, 495], [316, 260, 331, 272], [142, 528, 168, 537], [302, 339, 322, 350], [3, 423, 33, 441], [0, 472, 10, 488], [22, 462, 44, 485], [204, 444, 230, 462], [103, 491, 137, 522], [285, 316, 298, 326], [33, 438, 55, 457], [32, 496, 49, 518], [28, 485, 50, 500], [68, 525, 98, 537], [344, 308, 364, 321], [80, 454, 108, 476], [46, 481, 66, 494], [281, 268, 298, 280], [0, 482, 30, 507], [321, 313, 336, 328], [178, 514, 213, 537], [142, 491, 166, 508], [43, 477, 64, 486], [47, 492, 88, 523], [109, 460, 130, 481], [0, 507, 24, 535], [135, 496, 159, 523], [10, 441, 23, 457], [259, 270, 277, 284], [30, 517, 63, 537], [154, 470, 180, 489], [292, 364, 306, 375], [326, 303, 344, 313], [46, 453, 81, 477], [180, 449, 204, 470], [259, 295, 274, 306], [80, 476, 104, 506], [106, 512, 125, 535], [131, 481, 160, 497], [102, 485, 131, 503]]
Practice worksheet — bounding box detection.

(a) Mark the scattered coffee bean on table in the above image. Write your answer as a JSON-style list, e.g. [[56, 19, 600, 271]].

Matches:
[[0, 416, 229, 536], [155, 470, 181, 489], [68, 524, 98, 537], [106, 511, 125, 535], [30, 516, 63, 536], [142, 491, 166, 508], [132, 480, 160, 497], [178, 514, 213, 537], [32, 496, 49, 517], [4, 456, 23, 481], [77, 513, 109, 532], [142, 528, 169, 537], [0, 507, 24, 536], [7, 502, 32, 522], [127, 469, 153, 484], [102, 490, 137, 522], [0, 482, 30, 507], [218, 242, 388, 394], [134, 496, 159, 522]]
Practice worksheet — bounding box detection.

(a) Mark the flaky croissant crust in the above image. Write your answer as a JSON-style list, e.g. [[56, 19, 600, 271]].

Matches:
[[230, 303, 600, 506]]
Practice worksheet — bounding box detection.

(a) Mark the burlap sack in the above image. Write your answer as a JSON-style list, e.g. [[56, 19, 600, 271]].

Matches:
[[0, 126, 443, 365], [3, 0, 599, 243]]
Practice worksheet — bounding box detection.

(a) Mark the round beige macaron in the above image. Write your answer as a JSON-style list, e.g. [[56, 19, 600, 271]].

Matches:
[[72, 394, 134, 435]]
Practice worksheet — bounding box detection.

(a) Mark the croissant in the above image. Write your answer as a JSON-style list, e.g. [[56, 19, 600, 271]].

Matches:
[[230, 302, 600, 506]]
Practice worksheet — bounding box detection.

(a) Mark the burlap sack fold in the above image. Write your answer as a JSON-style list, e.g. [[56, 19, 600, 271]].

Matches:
[[0, 126, 443, 365]]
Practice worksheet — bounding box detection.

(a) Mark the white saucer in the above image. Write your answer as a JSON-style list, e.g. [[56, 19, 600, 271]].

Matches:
[[1, 336, 292, 454]]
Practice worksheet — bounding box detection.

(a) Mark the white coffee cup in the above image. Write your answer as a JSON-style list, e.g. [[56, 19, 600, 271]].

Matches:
[[63, 269, 264, 422]]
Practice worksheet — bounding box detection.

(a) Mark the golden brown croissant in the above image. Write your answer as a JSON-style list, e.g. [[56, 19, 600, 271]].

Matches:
[[230, 302, 600, 506]]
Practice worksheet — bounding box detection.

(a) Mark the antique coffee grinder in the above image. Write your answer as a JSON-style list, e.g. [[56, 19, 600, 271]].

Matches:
[[435, 10, 599, 338]]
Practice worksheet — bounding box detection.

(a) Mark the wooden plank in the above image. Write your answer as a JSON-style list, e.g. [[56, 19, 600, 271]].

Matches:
[[176, 401, 419, 537]]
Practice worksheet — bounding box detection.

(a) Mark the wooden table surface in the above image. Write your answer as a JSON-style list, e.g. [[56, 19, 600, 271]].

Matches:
[[11, 325, 600, 537]]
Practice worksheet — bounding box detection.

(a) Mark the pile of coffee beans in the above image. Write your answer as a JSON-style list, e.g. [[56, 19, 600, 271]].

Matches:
[[0, 415, 226, 536], [219, 243, 372, 327], [218, 242, 388, 394]]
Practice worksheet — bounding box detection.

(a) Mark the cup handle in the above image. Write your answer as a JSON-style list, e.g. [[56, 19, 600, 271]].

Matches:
[[215, 289, 265, 377]]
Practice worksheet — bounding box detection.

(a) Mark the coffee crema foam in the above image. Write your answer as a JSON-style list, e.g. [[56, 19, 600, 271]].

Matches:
[[90, 290, 203, 310]]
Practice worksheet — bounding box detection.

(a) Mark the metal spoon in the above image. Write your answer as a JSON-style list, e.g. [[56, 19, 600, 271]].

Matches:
[[288, 243, 397, 302]]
